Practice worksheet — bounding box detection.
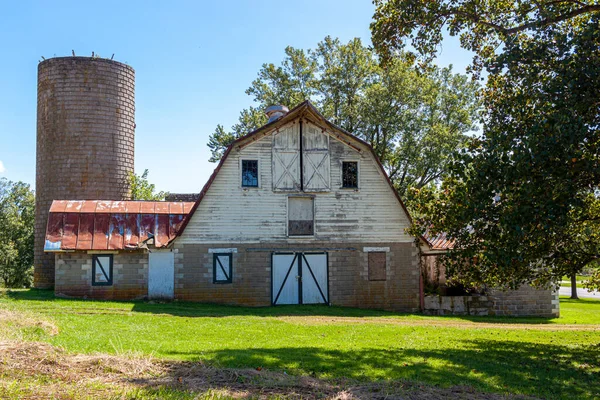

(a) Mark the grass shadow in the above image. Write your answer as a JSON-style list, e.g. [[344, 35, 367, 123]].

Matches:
[[163, 339, 600, 399]]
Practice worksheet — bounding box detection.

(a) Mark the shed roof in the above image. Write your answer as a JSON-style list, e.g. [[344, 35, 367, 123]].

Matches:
[[44, 200, 194, 252], [422, 231, 454, 251]]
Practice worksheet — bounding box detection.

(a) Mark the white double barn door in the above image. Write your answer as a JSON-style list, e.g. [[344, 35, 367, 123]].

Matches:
[[272, 252, 328, 305]]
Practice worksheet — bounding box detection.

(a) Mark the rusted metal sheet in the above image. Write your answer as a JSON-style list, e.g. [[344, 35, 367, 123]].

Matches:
[[424, 232, 454, 250], [93, 214, 110, 250], [62, 213, 80, 250], [76, 213, 95, 250], [44, 200, 194, 252]]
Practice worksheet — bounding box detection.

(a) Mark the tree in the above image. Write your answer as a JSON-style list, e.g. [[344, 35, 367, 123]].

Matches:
[[207, 37, 479, 198], [372, 0, 600, 76], [375, 1, 600, 290], [128, 170, 167, 200], [0, 178, 35, 288]]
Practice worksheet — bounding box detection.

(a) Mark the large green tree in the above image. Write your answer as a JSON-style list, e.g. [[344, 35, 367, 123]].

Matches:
[[373, 1, 600, 291], [0, 178, 35, 288], [208, 37, 479, 198]]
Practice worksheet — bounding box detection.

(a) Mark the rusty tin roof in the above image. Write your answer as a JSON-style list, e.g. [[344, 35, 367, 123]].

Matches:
[[423, 231, 454, 250], [44, 200, 194, 252]]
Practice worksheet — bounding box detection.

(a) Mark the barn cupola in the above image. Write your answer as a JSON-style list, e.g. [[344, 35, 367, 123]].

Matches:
[[265, 105, 289, 123]]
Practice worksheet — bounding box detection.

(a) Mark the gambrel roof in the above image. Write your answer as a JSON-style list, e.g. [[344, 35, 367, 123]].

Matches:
[[176, 100, 417, 239]]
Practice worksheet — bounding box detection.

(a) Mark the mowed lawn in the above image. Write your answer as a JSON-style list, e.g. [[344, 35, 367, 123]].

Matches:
[[1, 290, 599, 399]]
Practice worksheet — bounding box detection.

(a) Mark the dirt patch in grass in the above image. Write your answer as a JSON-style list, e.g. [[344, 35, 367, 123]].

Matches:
[[0, 340, 535, 399], [0, 309, 59, 338], [275, 316, 600, 331]]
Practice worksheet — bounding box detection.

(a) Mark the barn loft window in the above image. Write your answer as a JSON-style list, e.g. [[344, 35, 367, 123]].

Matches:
[[288, 197, 314, 236], [368, 252, 386, 281], [342, 161, 358, 188], [92, 255, 113, 286], [213, 253, 232, 283], [241, 160, 259, 187]]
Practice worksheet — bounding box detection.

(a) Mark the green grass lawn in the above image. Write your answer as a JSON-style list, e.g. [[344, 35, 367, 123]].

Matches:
[[560, 275, 591, 288], [1, 289, 599, 399]]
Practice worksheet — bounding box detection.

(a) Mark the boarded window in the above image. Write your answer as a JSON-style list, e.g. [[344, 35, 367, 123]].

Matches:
[[368, 252, 386, 281], [342, 161, 358, 188], [242, 160, 258, 187], [288, 197, 314, 236], [213, 253, 232, 283], [92, 255, 113, 286]]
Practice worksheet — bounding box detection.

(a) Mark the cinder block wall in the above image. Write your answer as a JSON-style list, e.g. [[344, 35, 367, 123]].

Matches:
[[35, 57, 135, 288], [54, 252, 147, 300], [491, 286, 559, 317], [173, 242, 420, 312]]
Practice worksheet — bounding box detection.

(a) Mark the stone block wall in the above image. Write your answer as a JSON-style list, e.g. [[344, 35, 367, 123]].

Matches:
[[423, 286, 559, 317], [35, 57, 135, 288], [51, 242, 420, 311], [490, 285, 559, 317], [173, 242, 420, 311], [54, 251, 147, 300], [423, 295, 493, 316]]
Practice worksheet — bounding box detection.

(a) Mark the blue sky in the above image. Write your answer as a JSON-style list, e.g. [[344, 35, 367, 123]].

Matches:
[[0, 0, 472, 193]]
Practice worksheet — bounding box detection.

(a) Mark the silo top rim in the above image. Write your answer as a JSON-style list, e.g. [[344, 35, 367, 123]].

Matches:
[[39, 56, 134, 72]]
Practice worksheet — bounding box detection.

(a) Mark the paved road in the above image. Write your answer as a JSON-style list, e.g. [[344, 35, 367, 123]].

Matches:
[[559, 286, 599, 299]]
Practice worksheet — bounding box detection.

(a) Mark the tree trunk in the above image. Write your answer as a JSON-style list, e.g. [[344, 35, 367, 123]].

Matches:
[[570, 272, 579, 299]]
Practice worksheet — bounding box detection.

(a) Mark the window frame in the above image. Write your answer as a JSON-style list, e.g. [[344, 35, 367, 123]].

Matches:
[[287, 195, 315, 237], [240, 159, 260, 188], [213, 253, 233, 284], [92, 254, 113, 286], [368, 251, 387, 281], [341, 160, 359, 189]]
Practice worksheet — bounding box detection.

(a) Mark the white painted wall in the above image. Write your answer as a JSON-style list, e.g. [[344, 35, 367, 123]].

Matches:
[[178, 118, 413, 244]]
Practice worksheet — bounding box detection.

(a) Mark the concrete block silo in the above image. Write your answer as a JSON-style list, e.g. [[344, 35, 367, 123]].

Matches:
[[34, 56, 135, 288]]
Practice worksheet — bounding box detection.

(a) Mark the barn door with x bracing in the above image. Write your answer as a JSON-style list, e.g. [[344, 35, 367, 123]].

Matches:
[[272, 252, 328, 305]]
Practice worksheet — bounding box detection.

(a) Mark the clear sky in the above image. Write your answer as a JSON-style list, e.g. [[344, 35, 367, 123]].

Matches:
[[0, 0, 472, 194]]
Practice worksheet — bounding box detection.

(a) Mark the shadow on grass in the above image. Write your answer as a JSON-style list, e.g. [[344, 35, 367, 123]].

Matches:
[[1, 289, 585, 326], [162, 339, 600, 400]]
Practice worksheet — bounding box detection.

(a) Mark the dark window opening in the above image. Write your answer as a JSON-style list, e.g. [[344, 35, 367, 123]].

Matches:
[[92, 254, 113, 286], [342, 161, 358, 188], [213, 253, 233, 283], [242, 160, 259, 187], [288, 197, 314, 236], [368, 252, 386, 281]]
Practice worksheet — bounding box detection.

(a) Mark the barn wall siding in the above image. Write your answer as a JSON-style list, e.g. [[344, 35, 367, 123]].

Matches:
[[178, 121, 413, 244], [173, 242, 420, 312], [54, 252, 148, 300]]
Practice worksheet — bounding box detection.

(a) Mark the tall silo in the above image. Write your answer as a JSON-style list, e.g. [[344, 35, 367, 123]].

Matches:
[[34, 56, 135, 288]]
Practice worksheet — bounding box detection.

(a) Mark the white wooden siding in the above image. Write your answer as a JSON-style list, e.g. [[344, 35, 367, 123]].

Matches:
[[177, 117, 413, 244]]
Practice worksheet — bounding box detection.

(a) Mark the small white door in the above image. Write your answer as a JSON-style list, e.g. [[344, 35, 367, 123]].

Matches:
[[272, 252, 328, 305], [272, 253, 299, 305], [148, 251, 174, 299], [301, 253, 328, 304]]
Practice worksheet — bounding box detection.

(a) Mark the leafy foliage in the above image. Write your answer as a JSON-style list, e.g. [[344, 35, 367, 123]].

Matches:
[[208, 36, 479, 198], [379, 2, 600, 289], [128, 170, 167, 201], [372, 0, 600, 76], [0, 178, 35, 287]]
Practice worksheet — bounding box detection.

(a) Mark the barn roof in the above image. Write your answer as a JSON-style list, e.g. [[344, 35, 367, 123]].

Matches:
[[176, 100, 419, 238], [44, 200, 194, 252]]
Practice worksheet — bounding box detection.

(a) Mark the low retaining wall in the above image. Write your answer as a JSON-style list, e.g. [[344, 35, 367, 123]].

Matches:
[[424, 286, 560, 317], [424, 295, 492, 316]]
